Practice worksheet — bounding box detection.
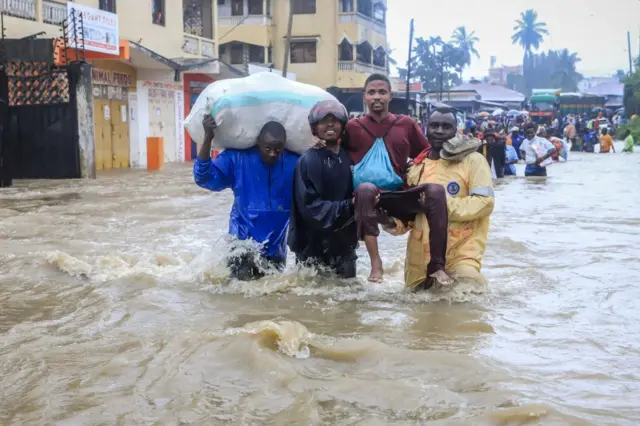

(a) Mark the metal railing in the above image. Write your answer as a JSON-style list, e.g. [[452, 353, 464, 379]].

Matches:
[[338, 12, 386, 35], [218, 15, 272, 26], [183, 34, 216, 58], [0, 0, 36, 21], [338, 61, 386, 74], [43, 0, 66, 25]]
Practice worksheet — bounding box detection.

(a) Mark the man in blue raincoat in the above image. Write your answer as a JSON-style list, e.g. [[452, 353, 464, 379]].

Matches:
[[193, 115, 299, 281]]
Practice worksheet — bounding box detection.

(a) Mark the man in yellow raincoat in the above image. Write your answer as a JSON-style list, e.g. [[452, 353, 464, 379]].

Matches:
[[379, 108, 494, 290]]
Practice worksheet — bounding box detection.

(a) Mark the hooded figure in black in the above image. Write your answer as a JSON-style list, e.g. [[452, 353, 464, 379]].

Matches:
[[287, 100, 358, 278]]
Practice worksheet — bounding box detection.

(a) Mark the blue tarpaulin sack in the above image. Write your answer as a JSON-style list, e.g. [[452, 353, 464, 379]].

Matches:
[[352, 117, 404, 191]]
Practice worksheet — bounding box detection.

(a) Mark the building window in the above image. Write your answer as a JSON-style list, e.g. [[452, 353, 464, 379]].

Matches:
[[248, 0, 263, 14], [99, 0, 116, 13], [292, 0, 315, 14], [220, 45, 227, 55], [338, 39, 353, 61], [230, 44, 244, 64], [231, 0, 243, 16], [218, 0, 225, 4], [339, 0, 353, 13], [373, 46, 386, 68], [266, 0, 271, 15], [357, 42, 372, 64], [184, 0, 213, 39], [357, 0, 372, 17], [291, 41, 316, 63], [373, 3, 385, 22], [152, 0, 165, 25], [249, 45, 265, 63]]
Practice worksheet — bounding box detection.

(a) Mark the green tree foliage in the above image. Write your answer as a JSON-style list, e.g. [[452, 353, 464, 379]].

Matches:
[[451, 26, 480, 77], [623, 66, 640, 117], [505, 49, 582, 93], [398, 36, 467, 92], [512, 9, 549, 94]]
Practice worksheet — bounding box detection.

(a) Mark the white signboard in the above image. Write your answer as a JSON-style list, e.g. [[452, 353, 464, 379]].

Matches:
[[67, 2, 119, 55]]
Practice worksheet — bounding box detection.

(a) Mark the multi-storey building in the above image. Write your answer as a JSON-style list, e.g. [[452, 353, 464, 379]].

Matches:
[[1, 0, 239, 170], [217, 0, 388, 111]]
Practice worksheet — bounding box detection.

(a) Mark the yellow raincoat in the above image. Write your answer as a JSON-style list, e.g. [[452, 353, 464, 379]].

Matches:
[[384, 149, 494, 289]]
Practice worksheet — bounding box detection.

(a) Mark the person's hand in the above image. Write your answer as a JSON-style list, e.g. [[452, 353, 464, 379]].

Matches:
[[312, 136, 326, 149], [202, 114, 217, 140], [376, 208, 395, 227], [418, 191, 428, 208]]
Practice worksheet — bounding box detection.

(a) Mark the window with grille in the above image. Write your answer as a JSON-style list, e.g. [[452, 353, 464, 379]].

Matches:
[[152, 0, 165, 25], [230, 44, 244, 64], [249, 45, 265, 63], [373, 47, 386, 68], [339, 39, 353, 61], [357, 42, 372, 64], [99, 0, 116, 13], [373, 4, 385, 22], [292, 0, 315, 14], [339, 0, 353, 13], [248, 0, 263, 14], [231, 0, 243, 16], [291, 42, 316, 63]]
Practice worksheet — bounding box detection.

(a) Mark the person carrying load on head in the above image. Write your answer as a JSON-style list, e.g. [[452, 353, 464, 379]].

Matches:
[[342, 73, 452, 288], [193, 115, 299, 281], [378, 108, 495, 291], [288, 100, 358, 278]]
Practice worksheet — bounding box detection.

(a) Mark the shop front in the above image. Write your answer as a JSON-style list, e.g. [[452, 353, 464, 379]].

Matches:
[[91, 63, 136, 170]]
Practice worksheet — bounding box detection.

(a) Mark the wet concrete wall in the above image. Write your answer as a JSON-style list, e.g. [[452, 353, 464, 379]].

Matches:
[[69, 63, 96, 179]]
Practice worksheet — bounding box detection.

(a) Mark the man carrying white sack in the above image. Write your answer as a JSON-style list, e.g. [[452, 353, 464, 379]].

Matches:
[[193, 114, 299, 281]]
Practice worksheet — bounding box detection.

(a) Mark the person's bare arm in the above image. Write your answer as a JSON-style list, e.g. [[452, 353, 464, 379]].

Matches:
[[197, 114, 217, 160]]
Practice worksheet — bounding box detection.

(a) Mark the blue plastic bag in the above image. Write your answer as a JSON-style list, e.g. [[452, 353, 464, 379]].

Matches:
[[353, 137, 403, 191]]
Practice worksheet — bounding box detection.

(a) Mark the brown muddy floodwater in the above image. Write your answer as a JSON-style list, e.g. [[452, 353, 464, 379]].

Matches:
[[1, 146, 640, 425]]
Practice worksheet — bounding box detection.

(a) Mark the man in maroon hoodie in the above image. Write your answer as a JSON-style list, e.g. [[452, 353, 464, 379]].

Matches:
[[344, 74, 451, 287]]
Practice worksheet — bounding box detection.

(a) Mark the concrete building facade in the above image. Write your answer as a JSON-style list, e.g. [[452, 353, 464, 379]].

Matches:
[[1, 0, 240, 172]]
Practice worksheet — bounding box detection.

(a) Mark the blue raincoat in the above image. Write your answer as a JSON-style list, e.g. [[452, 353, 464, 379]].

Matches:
[[193, 147, 299, 261]]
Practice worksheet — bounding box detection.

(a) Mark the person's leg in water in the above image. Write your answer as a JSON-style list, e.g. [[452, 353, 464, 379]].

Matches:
[[353, 184, 384, 282], [228, 252, 284, 281], [354, 183, 452, 286]]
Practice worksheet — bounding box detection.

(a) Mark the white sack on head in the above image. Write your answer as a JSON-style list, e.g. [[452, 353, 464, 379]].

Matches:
[[184, 73, 339, 155]]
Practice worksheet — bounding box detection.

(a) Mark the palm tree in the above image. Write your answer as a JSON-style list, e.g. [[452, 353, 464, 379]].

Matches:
[[512, 9, 549, 94], [451, 26, 480, 77], [511, 9, 549, 59]]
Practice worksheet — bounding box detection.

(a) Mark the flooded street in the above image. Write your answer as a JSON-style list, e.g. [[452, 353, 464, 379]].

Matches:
[[1, 146, 640, 425]]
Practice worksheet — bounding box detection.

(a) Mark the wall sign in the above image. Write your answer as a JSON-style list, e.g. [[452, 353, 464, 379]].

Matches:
[[92, 68, 133, 87], [67, 2, 119, 55]]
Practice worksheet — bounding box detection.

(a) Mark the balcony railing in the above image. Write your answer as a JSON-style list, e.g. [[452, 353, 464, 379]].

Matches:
[[0, 0, 36, 21], [218, 15, 272, 26], [338, 12, 386, 35], [43, 0, 66, 25], [183, 34, 216, 58], [338, 61, 386, 74]]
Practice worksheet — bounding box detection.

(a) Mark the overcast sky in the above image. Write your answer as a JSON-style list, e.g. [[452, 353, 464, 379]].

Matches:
[[387, 0, 640, 80]]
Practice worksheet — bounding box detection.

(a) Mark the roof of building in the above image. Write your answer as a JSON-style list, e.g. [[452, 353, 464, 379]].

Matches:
[[449, 82, 525, 102], [584, 82, 624, 97]]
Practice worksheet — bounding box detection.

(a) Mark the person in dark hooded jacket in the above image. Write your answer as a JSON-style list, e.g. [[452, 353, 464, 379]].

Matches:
[[288, 100, 358, 278]]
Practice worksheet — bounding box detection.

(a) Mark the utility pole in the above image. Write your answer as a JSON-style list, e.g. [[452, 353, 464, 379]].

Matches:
[[405, 18, 414, 115], [628, 31, 634, 75], [282, 0, 294, 78]]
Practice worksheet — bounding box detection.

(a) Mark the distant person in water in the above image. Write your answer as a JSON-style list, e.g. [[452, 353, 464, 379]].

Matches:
[[342, 73, 452, 286], [622, 129, 634, 153], [599, 128, 615, 153], [519, 123, 556, 177], [380, 108, 495, 290], [288, 100, 358, 278], [193, 115, 298, 281]]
